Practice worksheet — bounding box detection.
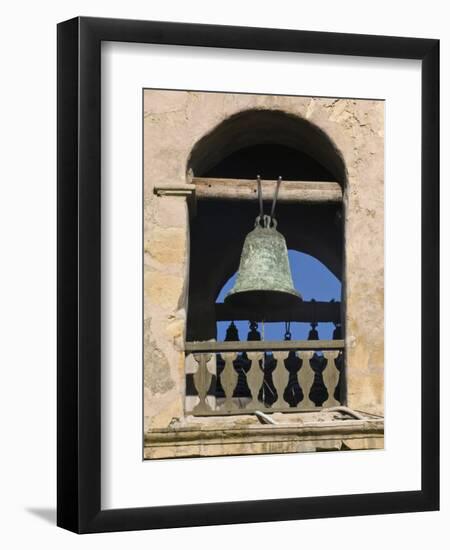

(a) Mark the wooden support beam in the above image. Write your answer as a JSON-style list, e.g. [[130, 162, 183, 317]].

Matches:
[[215, 300, 341, 323], [193, 177, 342, 203]]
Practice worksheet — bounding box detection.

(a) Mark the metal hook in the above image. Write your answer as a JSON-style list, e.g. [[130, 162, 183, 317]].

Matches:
[[257, 175, 264, 219], [256, 175, 281, 227], [270, 176, 282, 220]]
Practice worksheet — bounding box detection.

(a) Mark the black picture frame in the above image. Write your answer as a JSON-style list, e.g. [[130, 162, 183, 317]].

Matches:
[[57, 16, 439, 533]]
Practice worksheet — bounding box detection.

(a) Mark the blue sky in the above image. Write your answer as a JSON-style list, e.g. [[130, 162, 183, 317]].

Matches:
[[216, 250, 341, 341]]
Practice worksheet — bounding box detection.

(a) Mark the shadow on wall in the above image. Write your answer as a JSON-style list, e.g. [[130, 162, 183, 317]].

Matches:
[[25, 507, 56, 526]]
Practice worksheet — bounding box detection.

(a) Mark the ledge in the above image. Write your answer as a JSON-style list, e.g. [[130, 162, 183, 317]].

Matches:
[[144, 417, 384, 459], [185, 339, 344, 352]]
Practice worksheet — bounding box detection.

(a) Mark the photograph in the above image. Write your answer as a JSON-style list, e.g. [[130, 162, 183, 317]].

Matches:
[[0, 2, 439, 540], [143, 89, 385, 459]]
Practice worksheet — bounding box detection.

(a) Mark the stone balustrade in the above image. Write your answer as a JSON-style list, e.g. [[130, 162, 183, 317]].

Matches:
[[185, 340, 345, 416]]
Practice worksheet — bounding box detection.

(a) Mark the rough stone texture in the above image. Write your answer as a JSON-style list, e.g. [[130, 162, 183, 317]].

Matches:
[[144, 412, 384, 459], [143, 90, 384, 446], [143, 195, 189, 432]]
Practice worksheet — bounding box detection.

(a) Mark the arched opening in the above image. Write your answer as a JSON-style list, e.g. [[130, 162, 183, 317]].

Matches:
[[185, 108, 347, 414], [186, 108, 346, 342]]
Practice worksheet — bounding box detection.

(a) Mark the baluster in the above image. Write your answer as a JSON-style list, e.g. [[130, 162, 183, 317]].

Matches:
[[322, 350, 340, 408], [335, 351, 344, 404], [221, 352, 238, 412], [192, 353, 212, 414], [284, 350, 302, 407], [298, 351, 315, 409], [245, 352, 264, 411], [271, 351, 290, 409]]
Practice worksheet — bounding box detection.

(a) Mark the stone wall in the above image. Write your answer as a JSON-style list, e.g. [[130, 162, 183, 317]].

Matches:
[[143, 89, 384, 436]]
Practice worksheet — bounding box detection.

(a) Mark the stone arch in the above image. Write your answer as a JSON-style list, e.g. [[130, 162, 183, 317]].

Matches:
[[187, 108, 347, 186]]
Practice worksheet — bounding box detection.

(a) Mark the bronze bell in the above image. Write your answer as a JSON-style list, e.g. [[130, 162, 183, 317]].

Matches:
[[224, 321, 239, 342], [225, 214, 302, 311]]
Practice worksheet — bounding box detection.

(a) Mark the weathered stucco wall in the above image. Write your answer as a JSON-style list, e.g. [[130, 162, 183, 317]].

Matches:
[[143, 89, 384, 435]]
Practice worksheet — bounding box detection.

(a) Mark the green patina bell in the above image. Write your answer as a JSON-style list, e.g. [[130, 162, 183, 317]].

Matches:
[[225, 214, 302, 311]]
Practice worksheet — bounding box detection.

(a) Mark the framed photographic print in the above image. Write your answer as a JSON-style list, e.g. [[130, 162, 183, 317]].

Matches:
[[57, 16, 439, 533]]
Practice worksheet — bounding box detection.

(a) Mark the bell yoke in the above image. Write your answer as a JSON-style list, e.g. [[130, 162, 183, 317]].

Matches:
[[225, 176, 302, 312]]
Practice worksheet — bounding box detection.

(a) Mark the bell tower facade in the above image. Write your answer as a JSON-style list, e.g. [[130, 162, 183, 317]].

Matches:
[[144, 90, 384, 458]]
